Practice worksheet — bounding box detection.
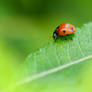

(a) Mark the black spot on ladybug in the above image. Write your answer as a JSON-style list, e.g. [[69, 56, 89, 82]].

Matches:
[[63, 30, 66, 33], [71, 28, 73, 31]]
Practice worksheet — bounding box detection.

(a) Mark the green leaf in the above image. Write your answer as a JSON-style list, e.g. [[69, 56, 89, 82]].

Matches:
[[3, 23, 92, 92]]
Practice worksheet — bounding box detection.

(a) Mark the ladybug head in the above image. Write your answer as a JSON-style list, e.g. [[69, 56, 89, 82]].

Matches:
[[53, 30, 58, 40]]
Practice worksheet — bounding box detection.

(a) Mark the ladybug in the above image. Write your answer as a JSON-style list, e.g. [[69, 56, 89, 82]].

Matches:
[[53, 23, 76, 40]]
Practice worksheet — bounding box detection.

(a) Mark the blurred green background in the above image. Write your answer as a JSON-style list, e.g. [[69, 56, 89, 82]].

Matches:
[[0, 0, 92, 90], [0, 0, 92, 63], [0, 0, 92, 84]]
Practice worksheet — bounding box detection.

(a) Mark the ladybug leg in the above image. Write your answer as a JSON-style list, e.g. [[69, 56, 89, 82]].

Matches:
[[61, 36, 67, 40], [63, 37, 67, 40], [66, 34, 70, 36], [66, 34, 73, 40]]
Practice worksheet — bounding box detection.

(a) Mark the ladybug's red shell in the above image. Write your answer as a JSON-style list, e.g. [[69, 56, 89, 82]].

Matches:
[[57, 23, 76, 36]]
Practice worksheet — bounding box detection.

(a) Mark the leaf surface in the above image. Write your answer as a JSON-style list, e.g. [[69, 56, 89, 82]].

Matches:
[[3, 23, 92, 92]]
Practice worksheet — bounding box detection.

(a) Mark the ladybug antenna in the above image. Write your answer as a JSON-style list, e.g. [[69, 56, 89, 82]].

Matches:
[[53, 30, 58, 40]]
